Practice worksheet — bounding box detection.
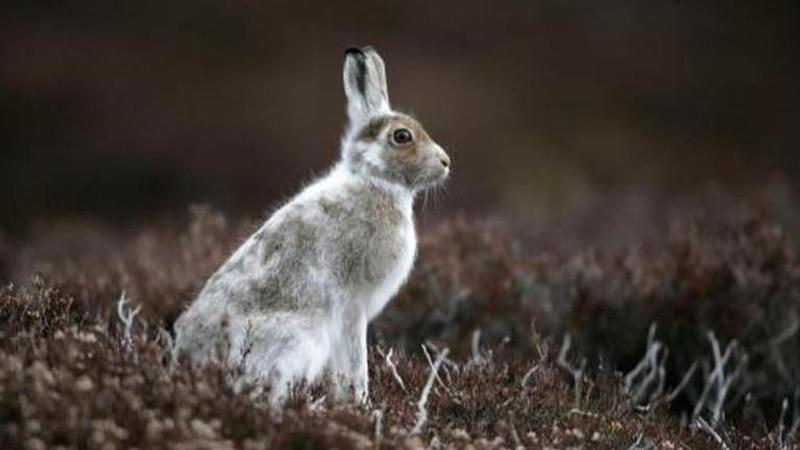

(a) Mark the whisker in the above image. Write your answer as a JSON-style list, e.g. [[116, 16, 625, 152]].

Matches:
[[436, 185, 445, 210]]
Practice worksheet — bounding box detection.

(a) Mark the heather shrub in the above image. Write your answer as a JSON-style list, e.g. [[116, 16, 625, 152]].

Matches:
[[1, 204, 799, 448]]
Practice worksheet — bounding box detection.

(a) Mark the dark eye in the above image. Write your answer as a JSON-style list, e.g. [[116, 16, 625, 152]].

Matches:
[[392, 128, 413, 144]]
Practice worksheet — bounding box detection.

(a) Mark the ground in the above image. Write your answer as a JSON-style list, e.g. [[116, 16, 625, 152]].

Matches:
[[1, 201, 799, 449]]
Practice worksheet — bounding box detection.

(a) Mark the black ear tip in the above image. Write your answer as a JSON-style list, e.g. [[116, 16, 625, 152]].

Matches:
[[345, 46, 364, 56], [344, 45, 377, 57]]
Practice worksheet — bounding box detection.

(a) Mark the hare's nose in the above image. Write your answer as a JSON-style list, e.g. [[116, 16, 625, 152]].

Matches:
[[439, 154, 451, 169]]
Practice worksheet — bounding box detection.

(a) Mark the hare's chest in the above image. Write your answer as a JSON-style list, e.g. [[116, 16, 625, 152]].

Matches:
[[365, 219, 416, 320]]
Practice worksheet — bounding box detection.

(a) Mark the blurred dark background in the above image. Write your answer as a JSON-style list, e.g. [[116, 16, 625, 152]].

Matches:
[[2, 0, 799, 232]]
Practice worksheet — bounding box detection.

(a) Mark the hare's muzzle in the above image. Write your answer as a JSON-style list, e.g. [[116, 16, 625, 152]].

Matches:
[[434, 145, 451, 174]]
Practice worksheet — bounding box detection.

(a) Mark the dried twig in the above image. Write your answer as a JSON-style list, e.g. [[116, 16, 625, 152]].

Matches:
[[778, 397, 789, 450], [422, 344, 457, 398], [373, 408, 384, 449], [789, 397, 800, 445], [424, 340, 460, 372], [469, 329, 484, 367], [777, 391, 800, 450], [412, 346, 449, 434], [521, 364, 539, 388], [626, 432, 656, 450], [308, 395, 327, 412], [521, 324, 547, 388], [116, 290, 141, 344], [768, 314, 798, 383], [666, 362, 698, 403], [624, 324, 668, 411], [384, 348, 407, 393], [531, 322, 548, 363], [557, 334, 587, 410], [695, 416, 731, 450], [508, 410, 522, 448], [692, 332, 747, 425], [770, 313, 799, 348]]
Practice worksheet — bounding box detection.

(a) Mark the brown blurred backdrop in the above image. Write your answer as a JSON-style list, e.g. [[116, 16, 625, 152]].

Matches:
[[2, 1, 799, 231]]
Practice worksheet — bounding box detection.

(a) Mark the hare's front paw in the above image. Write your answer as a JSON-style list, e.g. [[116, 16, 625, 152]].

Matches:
[[332, 374, 369, 404]]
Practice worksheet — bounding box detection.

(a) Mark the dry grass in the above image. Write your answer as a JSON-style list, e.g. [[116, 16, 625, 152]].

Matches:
[[1, 204, 799, 449]]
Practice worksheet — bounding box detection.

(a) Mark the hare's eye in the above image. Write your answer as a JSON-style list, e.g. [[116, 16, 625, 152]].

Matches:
[[392, 128, 413, 145]]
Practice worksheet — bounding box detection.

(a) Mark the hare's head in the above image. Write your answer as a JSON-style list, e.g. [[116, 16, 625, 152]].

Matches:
[[340, 46, 450, 192]]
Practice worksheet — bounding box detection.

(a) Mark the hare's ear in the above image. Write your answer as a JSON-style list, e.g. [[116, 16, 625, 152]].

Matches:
[[343, 46, 390, 127]]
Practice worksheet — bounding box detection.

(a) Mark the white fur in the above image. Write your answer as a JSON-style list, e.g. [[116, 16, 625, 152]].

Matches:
[[173, 46, 447, 406]]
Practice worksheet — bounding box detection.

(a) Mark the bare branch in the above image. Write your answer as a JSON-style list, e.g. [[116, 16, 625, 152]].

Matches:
[[469, 329, 484, 367], [666, 362, 698, 403], [778, 398, 789, 450], [424, 340, 460, 372], [557, 334, 587, 411], [422, 344, 453, 396], [531, 322, 549, 363], [384, 348, 407, 393], [116, 290, 141, 344], [521, 364, 539, 388], [778, 390, 800, 450], [508, 411, 522, 449], [308, 395, 327, 412], [626, 432, 655, 450], [789, 397, 800, 444], [624, 324, 668, 411], [412, 346, 449, 434], [373, 408, 383, 448], [692, 332, 747, 426], [695, 417, 731, 450], [765, 313, 799, 383], [770, 313, 799, 348]]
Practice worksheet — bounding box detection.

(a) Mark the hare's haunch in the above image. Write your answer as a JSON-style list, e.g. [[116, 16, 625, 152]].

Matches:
[[173, 46, 450, 404]]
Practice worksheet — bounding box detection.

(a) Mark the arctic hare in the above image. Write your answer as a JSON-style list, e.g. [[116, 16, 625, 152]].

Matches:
[[173, 46, 450, 404]]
